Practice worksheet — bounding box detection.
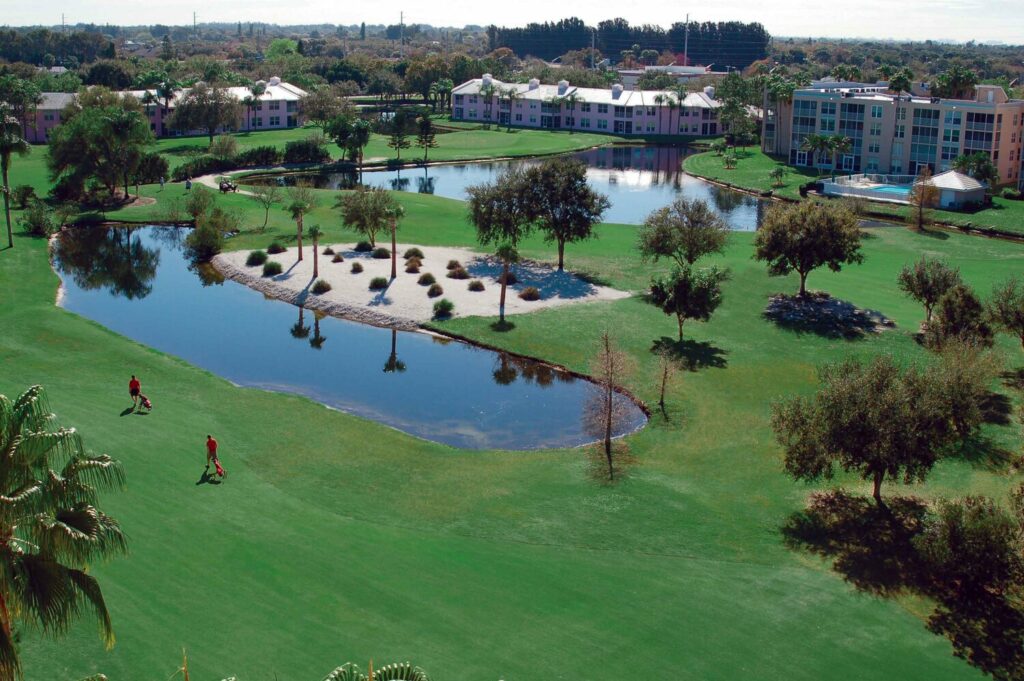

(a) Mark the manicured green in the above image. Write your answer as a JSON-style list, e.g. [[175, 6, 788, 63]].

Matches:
[[3, 152, 1024, 680], [684, 148, 1024, 235]]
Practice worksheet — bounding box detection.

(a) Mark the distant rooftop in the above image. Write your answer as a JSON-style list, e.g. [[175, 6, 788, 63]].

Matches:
[[453, 75, 721, 108]]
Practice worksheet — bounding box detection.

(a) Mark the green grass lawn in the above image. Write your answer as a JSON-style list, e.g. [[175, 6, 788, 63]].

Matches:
[[683, 148, 1024, 236], [3, 174, 1024, 680]]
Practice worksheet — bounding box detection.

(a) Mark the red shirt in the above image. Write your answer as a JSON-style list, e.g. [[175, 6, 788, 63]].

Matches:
[[129, 378, 140, 391], [206, 438, 218, 454]]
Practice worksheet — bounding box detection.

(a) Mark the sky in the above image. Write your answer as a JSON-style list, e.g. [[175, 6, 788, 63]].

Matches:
[[6, 0, 1023, 44]]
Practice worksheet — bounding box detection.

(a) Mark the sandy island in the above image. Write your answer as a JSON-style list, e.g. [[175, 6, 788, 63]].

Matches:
[[213, 242, 631, 329]]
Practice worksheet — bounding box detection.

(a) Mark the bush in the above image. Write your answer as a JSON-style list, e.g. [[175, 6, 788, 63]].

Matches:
[[283, 137, 330, 164], [235, 146, 284, 167], [332, 253, 344, 263], [518, 286, 541, 301], [267, 241, 286, 254], [13, 185, 36, 209], [405, 256, 423, 268], [405, 263, 420, 273], [135, 152, 169, 184], [354, 240, 373, 252], [246, 250, 268, 267], [185, 210, 232, 262], [446, 259, 461, 270], [209, 134, 238, 160], [1001, 187, 1022, 200], [372, 247, 390, 259], [468, 279, 485, 292], [500, 271, 518, 286], [311, 279, 332, 294], [403, 247, 424, 259], [18, 201, 55, 237], [323, 246, 335, 255], [263, 261, 283, 277], [171, 155, 236, 181], [427, 283, 444, 298], [369, 276, 388, 290], [433, 298, 455, 318], [418, 272, 436, 286], [447, 266, 470, 280], [351, 262, 363, 273]]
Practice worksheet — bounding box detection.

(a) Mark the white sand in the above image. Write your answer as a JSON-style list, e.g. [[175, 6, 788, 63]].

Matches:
[[214, 242, 631, 328]]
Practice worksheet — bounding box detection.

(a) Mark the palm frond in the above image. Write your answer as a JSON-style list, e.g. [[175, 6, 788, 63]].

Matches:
[[373, 662, 430, 681], [67, 569, 115, 648], [62, 456, 126, 493], [323, 663, 367, 681], [29, 505, 127, 566]]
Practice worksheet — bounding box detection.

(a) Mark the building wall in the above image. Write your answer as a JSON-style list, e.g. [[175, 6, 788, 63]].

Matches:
[[452, 89, 720, 137], [765, 89, 1024, 187]]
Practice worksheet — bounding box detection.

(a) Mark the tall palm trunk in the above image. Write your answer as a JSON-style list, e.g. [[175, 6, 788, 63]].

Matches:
[[296, 215, 304, 261], [2, 160, 12, 249], [499, 260, 509, 322], [390, 217, 398, 279], [312, 237, 319, 277]]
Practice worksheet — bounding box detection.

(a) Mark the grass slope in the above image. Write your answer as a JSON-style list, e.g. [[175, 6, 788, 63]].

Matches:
[[3, 187, 1023, 679], [683, 148, 1024, 235]]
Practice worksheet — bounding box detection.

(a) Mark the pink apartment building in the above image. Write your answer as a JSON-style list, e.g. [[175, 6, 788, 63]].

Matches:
[[763, 80, 1024, 188], [22, 76, 306, 143], [451, 75, 723, 137]]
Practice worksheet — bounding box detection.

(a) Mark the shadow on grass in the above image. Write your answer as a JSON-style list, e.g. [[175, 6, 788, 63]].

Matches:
[[195, 468, 222, 486], [1002, 367, 1024, 392], [763, 293, 892, 340], [490, 320, 516, 333], [652, 337, 727, 371], [120, 407, 135, 417], [584, 442, 636, 485]]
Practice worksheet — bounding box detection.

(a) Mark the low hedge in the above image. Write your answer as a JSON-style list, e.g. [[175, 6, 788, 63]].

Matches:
[[171, 155, 236, 182]]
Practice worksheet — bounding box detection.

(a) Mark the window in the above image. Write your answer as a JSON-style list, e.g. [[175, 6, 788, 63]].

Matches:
[[842, 154, 855, 171], [581, 118, 591, 128], [529, 116, 537, 123], [597, 119, 608, 129], [944, 110, 962, 126], [468, 96, 477, 104], [795, 150, 808, 166], [871, 105, 883, 119], [565, 116, 575, 127], [269, 101, 280, 110], [647, 106, 656, 116], [514, 113, 522, 122], [597, 104, 608, 114], [44, 113, 54, 121], [454, 108, 464, 119], [530, 102, 537, 109], [896, 108, 906, 120], [943, 128, 960, 143], [820, 102, 836, 116], [581, 103, 591, 112], [269, 116, 281, 126], [895, 124, 905, 139], [870, 123, 882, 136], [868, 142, 880, 154], [614, 106, 625, 117], [454, 94, 464, 104], [647, 123, 655, 132], [468, 109, 477, 118], [287, 102, 297, 112], [866, 158, 880, 172], [820, 118, 835, 132]]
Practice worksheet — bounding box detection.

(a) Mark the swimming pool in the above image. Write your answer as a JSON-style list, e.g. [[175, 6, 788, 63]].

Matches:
[[871, 184, 913, 196]]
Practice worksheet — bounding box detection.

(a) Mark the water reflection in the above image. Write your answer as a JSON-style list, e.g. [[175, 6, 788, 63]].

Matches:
[[53, 226, 161, 300], [245, 145, 764, 230], [54, 226, 646, 449]]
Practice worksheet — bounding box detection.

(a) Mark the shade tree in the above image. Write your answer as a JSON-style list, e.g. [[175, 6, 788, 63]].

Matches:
[[924, 283, 994, 349], [897, 256, 962, 324], [639, 197, 729, 268], [988, 276, 1024, 350], [648, 266, 729, 341]]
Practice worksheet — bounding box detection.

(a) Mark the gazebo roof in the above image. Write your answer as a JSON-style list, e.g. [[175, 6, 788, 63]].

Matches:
[[927, 170, 985, 191]]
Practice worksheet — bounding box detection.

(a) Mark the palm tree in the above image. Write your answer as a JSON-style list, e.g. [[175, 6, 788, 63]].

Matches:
[[769, 166, 787, 187], [654, 93, 678, 136], [246, 81, 267, 132], [888, 68, 914, 171], [155, 78, 179, 114], [309, 315, 327, 349], [382, 328, 406, 373], [502, 86, 521, 132], [480, 82, 497, 124], [1, 107, 30, 249], [828, 135, 853, 180], [436, 78, 454, 112], [800, 133, 831, 174], [290, 306, 311, 338], [494, 243, 519, 324], [383, 198, 405, 280], [0, 385, 127, 679], [308, 225, 323, 278], [285, 185, 316, 262], [560, 92, 585, 133]]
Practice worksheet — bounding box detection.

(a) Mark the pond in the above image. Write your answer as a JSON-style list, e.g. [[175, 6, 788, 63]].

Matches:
[[245, 145, 768, 230], [53, 226, 647, 450]]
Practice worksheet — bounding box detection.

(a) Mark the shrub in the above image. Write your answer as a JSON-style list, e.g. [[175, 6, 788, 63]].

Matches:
[[418, 273, 436, 286], [283, 137, 330, 164], [427, 283, 444, 298], [403, 247, 424, 259], [13, 185, 36, 209], [354, 240, 373, 252], [447, 266, 470, 280], [1001, 187, 1022, 200], [323, 246, 335, 255], [500, 271, 518, 286], [171, 155, 236, 181], [372, 247, 390, 259], [135, 152, 169, 184], [405, 263, 420, 273], [351, 262, 363, 273], [518, 286, 541, 301], [311, 279, 332, 294], [209, 134, 238, 160], [468, 279, 485, 292], [332, 253, 344, 263], [235, 145, 283, 167], [446, 259, 461, 270], [267, 241, 286, 254], [433, 298, 455, 318], [263, 261, 283, 277], [184, 214, 227, 262], [405, 256, 423, 268], [246, 250, 268, 267], [18, 201, 55, 237], [369, 276, 388, 290]]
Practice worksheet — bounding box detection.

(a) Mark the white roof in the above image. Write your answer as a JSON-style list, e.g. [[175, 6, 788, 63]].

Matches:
[[452, 77, 720, 109], [122, 81, 307, 108], [927, 170, 986, 191]]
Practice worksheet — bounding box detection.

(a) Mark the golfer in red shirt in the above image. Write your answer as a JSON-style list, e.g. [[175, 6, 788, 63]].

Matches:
[[128, 375, 141, 408], [206, 435, 226, 478]]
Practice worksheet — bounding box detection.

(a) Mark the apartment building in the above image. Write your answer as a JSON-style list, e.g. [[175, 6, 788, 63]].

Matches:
[[451, 75, 723, 137], [22, 77, 306, 143], [763, 80, 1024, 187]]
